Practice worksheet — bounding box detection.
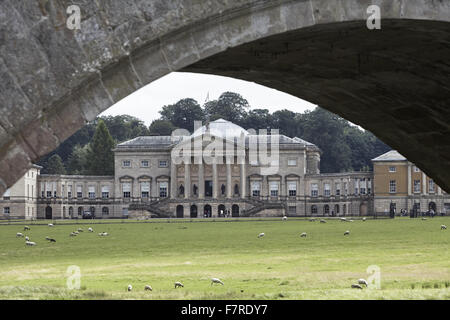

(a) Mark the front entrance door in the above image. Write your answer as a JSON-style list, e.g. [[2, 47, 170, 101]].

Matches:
[[45, 206, 52, 219]]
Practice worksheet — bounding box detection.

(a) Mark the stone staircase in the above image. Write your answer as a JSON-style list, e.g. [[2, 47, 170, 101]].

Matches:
[[242, 197, 285, 217], [128, 198, 171, 218]]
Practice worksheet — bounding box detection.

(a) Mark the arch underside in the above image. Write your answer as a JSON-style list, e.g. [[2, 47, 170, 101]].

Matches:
[[0, 0, 449, 194]]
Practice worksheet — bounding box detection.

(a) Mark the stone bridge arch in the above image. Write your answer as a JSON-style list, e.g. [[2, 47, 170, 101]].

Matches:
[[0, 0, 449, 194]]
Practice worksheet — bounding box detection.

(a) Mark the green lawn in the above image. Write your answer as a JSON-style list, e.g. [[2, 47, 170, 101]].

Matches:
[[0, 217, 449, 299]]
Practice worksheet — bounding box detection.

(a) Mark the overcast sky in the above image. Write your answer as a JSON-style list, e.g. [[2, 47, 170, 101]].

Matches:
[[100, 72, 317, 126]]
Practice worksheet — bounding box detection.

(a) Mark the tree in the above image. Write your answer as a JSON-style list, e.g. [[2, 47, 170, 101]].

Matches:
[[160, 98, 205, 132], [67, 144, 90, 175], [86, 119, 116, 175], [44, 154, 66, 174], [149, 119, 177, 136], [203, 92, 249, 125]]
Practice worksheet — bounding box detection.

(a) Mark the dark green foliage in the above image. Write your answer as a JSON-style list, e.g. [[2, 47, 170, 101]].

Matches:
[[160, 98, 205, 131], [86, 120, 116, 175], [42, 154, 66, 175]]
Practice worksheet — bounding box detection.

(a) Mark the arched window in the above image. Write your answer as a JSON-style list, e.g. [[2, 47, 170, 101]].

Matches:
[[311, 205, 318, 215], [324, 204, 330, 215], [102, 207, 109, 215]]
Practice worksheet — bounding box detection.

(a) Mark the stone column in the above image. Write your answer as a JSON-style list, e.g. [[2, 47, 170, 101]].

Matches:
[[438, 186, 442, 195], [226, 162, 232, 198], [281, 176, 286, 197], [198, 162, 204, 199], [240, 163, 246, 198], [407, 163, 412, 196], [170, 161, 177, 199], [212, 161, 218, 198], [422, 172, 427, 195], [184, 162, 190, 199]]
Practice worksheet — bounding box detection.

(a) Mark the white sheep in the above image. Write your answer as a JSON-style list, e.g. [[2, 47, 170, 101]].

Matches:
[[88, 227, 93, 232], [344, 230, 350, 236], [16, 232, 24, 237], [98, 232, 109, 236], [300, 232, 307, 238], [309, 218, 316, 222], [320, 219, 326, 223], [77, 228, 83, 232], [25, 236, 29, 241], [24, 226, 30, 231], [351, 284, 363, 289], [358, 279, 368, 287], [441, 225, 447, 230], [144, 285, 153, 291], [25, 241, 36, 246], [282, 216, 287, 221], [422, 217, 427, 220], [70, 232, 77, 237], [348, 219, 354, 222], [174, 282, 184, 288], [257, 233, 265, 238], [127, 284, 132, 292], [48, 223, 54, 227], [340, 218, 347, 222], [362, 217, 366, 221], [211, 278, 224, 286]]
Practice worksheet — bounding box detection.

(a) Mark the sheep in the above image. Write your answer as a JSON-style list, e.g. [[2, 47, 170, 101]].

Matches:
[[174, 282, 184, 288], [88, 227, 93, 232], [422, 217, 427, 220], [48, 223, 54, 227], [344, 230, 350, 236], [70, 232, 77, 237], [25, 236, 29, 241], [300, 232, 307, 238], [144, 285, 153, 291], [309, 218, 316, 222], [320, 219, 326, 223], [24, 226, 30, 231], [73, 231, 79, 235], [257, 233, 265, 238], [98, 232, 109, 236], [25, 241, 36, 246], [340, 218, 347, 222], [282, 216, 287, 221], [77, 228, 83, 232], [127, 284, 132, 292], [211, 278, 224, 286], [16, 232, 24, 237], [441, 225, 447, 230], [46, 237, 56, 242], [348, 219, 354, 222], [358, 279, 368, 287], [351, 284, 363, 289], [362, 217, 366, 221]]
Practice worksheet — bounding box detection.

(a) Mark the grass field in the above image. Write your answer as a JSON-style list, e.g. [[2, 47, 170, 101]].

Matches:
[[0, 217, 449, 300]]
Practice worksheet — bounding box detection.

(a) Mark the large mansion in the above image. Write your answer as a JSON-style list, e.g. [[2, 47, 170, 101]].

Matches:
[[1, 119, 448, 220]]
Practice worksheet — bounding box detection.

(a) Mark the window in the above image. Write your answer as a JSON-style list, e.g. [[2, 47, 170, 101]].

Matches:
[[159, 182, 168, 198], [122, 208, 128, 216], [53, 191, 57, 198], [311, 205, 317, 215], [77, 186, 83, 198], [159, 160, 168, 168], [324, 204, 330, 215], [414, 180, 421, 193], [88, 186, 96, 199], [101, 186, 109, 199], [141, 182, 150, 198], [122, 160, 131, 167], [102, 207, 109, 215], [61, 185, 64, 199], [311, 183, 318, 197], [429, 179, 435, 193], [344, 182, 348, 195], [47, 190, 52, 198], [288, 182, 297, 197], [335, 183, 341, 196], [288, 159, 297, 166], [141, 160, 149, 167], [360, 178, 366, 195], [270, 181, 279, 197], [389, 180, 396, 193], [122, 183, 131, 198], [414, 166, 420, 172], [78, 207, 83, 215], [355, 179, 359, 195], [324, 183, 331, 197], [67, 185, 72, 198], [367, 179, 372, 195], [3, 207, 10, 214], [389, 166, 396, 172], [251, 181, 261, 197]]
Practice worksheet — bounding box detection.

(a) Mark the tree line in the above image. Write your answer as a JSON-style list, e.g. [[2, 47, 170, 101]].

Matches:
[[38, 91, 390, 176]]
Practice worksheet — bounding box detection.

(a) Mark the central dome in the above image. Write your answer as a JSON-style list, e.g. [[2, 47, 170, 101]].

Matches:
[[191, 119, 249, 139]]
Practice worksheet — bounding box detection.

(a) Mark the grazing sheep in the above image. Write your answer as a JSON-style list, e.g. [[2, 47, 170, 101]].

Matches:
[[127, 285, 132, 292], [48, 223, 54, 227], [422, 217, 427, 220], [340, 218, 347, 222], [88, 227, 93, 232], [24, 226, 30, 231], [351, 284, 363, 289], [98, 232, 109, 236], [282, 216, 287, 221], [174, 282, 184, 288], [70, 232, 77, 237], [344, 230, 350, 236], [300, 232, 307, 238], [25, 241, 36, 246], [46, 238, 56, 242], [211, 278, 224, 286], [16, 232, 24, 237], [362, 217, 366, 221], [358, 279, 368, 287], [144, 285, 153, 291], [441, 225, 447, 230], [320, 219, 326, 223], [257, 233, 265, 238], [77, 228, 83, 232], [348, 219, 354, 222], [25, 236, 29, 241], [73, 231, 79, 235], [45, 236, 50, 240]]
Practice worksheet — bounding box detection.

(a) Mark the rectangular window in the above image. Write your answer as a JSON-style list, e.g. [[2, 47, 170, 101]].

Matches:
[[122, 208, 129, 216], [344, 182, 348, 195], [367, 179, 372, 195], [324, 183, 330, 197], [270, 181, 279, 197], [355, 179, 359, 195], [123, 183, 131, 198], [77, 185, 83, 198], [251, 181, 261, 197], [101, 186, 109, 199], [47, 191, 52, 198], [311, 183, 318, 197], [159, 182, 168, 198], [122, 160, 131, 167], [429, 179, 435, 193], [414, 180, 421, 193], [141, 182, 150, 198], [88, 186, 96, 199], [287, 159, 297, 166], [360, 178, 366, 195], [335, 183, 341, 196], [141, 160, 149, 167], [3, 207, 10, 214], [67, 185, 72, 198], [288, 182, 297, 197], [389, 166, 396, 172], [159, 160, 168, 168], [389, 180, 396, 193]]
